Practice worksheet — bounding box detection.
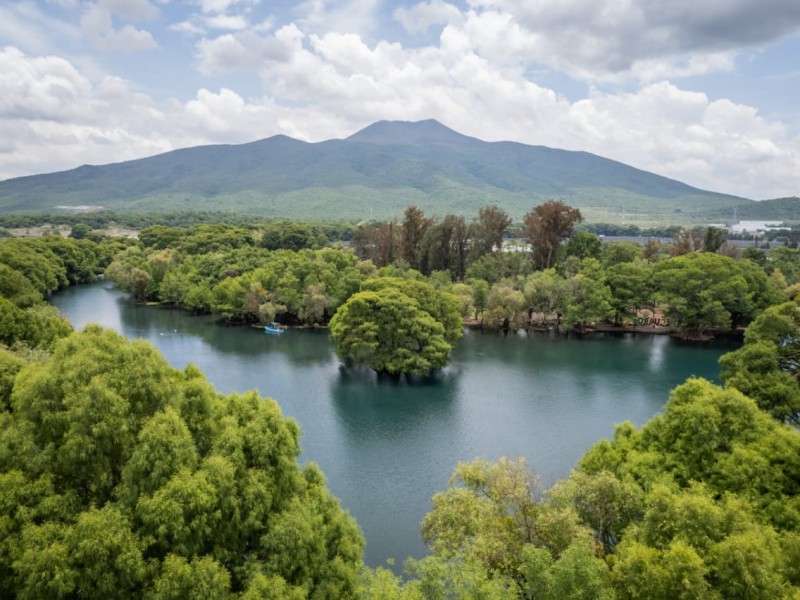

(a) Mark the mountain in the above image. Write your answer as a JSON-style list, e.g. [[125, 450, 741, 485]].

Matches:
[[0, 119, 756, 223]]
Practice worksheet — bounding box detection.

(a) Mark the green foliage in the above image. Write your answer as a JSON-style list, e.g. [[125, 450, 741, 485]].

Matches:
[[768, 247, 800, 284], [578, 378, 800, 597], [560, 258, 614, 331], [465, 252, 533, 286], [484, 280, 527, 328], [563, 231, 602, 261], [0, 298, 73, 350], [410, 377, 800, 598], [470, 205, 512, 260], [653, 252, 777, 335], [601, 241, 642, 267], [519, 541, 615, 600], [523, 269, 566, 326], [420, 458, 594, 588], [0, 348, 26, 411], [107, 245, 366, 324], [69, 223, 93, 240], [720, 301, 800, 424], [0, 235, 118, 347], [702, 226, 726, 253], [0, 326, 363, 598], [550, 470, 644, 553], [605, 261, 652, 324], [0, 264, 43, 308], [329, 280, 458, 376]]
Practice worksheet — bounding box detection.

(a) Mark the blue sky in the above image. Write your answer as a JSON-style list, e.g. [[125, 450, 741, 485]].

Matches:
[[1, 0, 799, 200]]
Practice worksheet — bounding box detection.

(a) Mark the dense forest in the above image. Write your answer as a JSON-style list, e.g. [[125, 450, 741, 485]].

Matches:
[[97, 203, 793, 343], [1, 204, 800, 597]]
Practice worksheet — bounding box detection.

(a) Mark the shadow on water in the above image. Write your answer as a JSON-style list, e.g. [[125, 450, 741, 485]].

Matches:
[[330, 366, 459, 444]]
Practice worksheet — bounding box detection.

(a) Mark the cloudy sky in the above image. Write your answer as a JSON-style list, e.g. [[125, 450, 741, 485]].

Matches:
[[2, 0, 799, 199]]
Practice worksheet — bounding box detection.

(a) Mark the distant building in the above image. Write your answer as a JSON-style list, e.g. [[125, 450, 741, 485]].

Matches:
[[729, 220, 786, 234]]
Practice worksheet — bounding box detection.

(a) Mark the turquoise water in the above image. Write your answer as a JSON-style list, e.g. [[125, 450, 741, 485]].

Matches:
[[52, 281, 738, 567]]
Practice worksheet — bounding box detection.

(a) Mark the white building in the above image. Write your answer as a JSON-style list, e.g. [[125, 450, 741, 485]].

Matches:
[[729, 220, 786, 234]]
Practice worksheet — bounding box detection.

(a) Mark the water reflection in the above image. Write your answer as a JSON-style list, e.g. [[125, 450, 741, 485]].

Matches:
[[331, 369, 458, 444]]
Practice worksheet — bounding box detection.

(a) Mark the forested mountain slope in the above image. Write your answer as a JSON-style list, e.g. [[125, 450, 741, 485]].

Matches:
[[0, 120, 751, 222]]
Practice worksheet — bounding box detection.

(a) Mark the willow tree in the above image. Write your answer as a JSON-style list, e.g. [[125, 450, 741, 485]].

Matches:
[[0, 326, 363, 599]]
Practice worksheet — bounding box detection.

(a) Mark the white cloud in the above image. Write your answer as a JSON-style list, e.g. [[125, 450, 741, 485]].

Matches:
[[0, 47, 93, 120], [1, 39, 798, 200], [196, 25, 800, 198], [196, 29, 291, 74], [199, 0, 258, 15], [171, 20, 205, 35], [393, 0, 463, 35], [81, 3, 158, 51], [295, 0, 382, 37], [564, 83, 798, 198], [100, 0, 160, 21], [0, 3, 82, 54], [45, 0, 79, 7], [463, 0, 800, 80], [204, 13, 249, 31]]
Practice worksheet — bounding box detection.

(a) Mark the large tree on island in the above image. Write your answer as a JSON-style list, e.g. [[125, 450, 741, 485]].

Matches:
[[329, 278, 462, 377], [523, 201, 583, 270]]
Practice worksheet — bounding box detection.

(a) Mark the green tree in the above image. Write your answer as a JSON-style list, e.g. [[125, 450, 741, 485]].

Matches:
[[329, 283, 457, 377], [720, 301, 800, 424], [605, 261, 652, 325], [702, 226, 726, 253], [418, 215, 468, 280], [465, 252, 533, 286], [768, 246, 800, 284], [0, 264, 43, 308], [360, 278, 462, 345], [601, 241, 642, 268], [560, 258, 614, 332], [69, 223, 93, 240], [652, 252, 772, 336], [468, 278, 490, 321], [0, 326, 363, 598], [523, 269, 566, 327], [563, 231, 602, 262], [484, 280, 527, 329]]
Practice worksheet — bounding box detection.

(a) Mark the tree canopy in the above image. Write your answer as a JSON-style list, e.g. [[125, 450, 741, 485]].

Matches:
[[0, 326, 363, 598], [329, 278, 462, 377], [721, 301, 800, 424]]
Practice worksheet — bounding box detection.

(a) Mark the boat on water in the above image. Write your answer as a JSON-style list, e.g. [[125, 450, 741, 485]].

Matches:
[[264, 322, 286, 335]]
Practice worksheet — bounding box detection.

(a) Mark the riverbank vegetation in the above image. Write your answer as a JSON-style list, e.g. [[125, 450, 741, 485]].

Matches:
[[2, 206, 800, 597], [94, 203, 791, 343]]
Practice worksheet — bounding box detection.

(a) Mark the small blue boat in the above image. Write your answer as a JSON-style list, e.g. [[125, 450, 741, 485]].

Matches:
[[264, 322, 286, 335]]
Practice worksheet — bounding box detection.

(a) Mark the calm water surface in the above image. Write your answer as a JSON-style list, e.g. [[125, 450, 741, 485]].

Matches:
[[52, 281, 739, 567]]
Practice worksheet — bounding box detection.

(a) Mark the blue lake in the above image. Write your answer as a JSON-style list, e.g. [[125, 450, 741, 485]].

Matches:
[[53, 281, 739, 568]]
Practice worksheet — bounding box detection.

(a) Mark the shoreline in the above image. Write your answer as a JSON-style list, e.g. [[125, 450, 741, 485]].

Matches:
[[463, 319, 745, 341]]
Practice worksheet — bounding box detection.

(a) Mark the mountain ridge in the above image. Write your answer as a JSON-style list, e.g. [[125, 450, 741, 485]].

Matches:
[[0, 119, 756, 223]]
